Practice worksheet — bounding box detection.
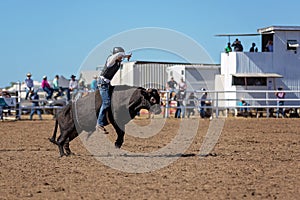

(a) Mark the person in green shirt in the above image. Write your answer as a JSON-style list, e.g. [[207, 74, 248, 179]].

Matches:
[[52, 75, 62, 100], [225, 42, 232, 53]]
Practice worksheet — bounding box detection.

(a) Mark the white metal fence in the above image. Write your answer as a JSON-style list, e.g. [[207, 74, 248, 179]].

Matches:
[[161, 90, 300, 118], [2, 89, 300, 120]]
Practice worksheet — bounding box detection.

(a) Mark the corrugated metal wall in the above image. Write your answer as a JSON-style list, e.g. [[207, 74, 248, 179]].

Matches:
[[133, 63, 175, 89]]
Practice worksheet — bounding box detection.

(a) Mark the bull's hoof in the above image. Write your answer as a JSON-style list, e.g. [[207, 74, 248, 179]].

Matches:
[[115, 142, 122, 149], [65, 152, 75, 156], [48, 137, 57, 144]]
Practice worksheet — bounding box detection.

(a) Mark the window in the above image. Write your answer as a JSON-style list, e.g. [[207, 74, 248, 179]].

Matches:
[[232, 77, 267, 86], [287, 40, 299, 51]]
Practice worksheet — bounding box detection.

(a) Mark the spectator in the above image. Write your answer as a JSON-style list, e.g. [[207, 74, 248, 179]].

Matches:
[[175, 90, 185, 118], [275, 86, 285, 118], [186, 92, 196, 118], [199, 88, 211, 118], [41, 76, 54, 100], [0, 89, 4, 120], [90, 75, 98, 92], [225, 42, 232, 53], [249, 43, 258, 52], [29, 90, 42, 120], [25, 72, 34, 100], [67, 75, 78, 101], [178, 77, 187, 98], [166, 77, 178, 98], [231, 38, 243, 52], [199, 88, 207, 118], [266, 40, 273, 52], [52, 75, 62, 100], [238, 97, 250, 117]]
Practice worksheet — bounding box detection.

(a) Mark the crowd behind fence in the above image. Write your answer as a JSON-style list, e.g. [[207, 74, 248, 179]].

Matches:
[[160, 89, 300, 118], [1, 89, 300, 120]]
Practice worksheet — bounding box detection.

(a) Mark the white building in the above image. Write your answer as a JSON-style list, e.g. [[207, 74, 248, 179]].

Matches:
[[110, 61, 216, 90], [166, 64, 220, 91], [216, 25, 300, 107]]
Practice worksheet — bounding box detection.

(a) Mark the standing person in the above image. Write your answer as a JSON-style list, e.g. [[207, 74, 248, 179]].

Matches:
[[166, 77, 178, 98], [25, 73, 34, 100], [199, 88, 208, 118], [266, 40, 273, 52], [178, 77, 187, 98], [249, 43, 258, 52], [41, 76, 54, 100], [0, 89, 4, 121], [275, 86, 286, 118], [67, 75, 78, 101], [231, 38, 243, 52], [225, 42, 232, 53], [186, 92, 196, 118], [90, 75, 98, 92], [29, 90, 42, 120], [96, 47, 132, 133]]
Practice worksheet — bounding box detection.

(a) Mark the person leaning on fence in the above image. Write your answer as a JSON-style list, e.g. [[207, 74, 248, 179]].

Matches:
[[275, 86, 286, 118], [238, 97, 250, 117], [25, 72, 34, 100], [29, 90, 42, 120], [199, 88, 208, 118], [186, 92, 196, 118], [175, 90, 185, 118]]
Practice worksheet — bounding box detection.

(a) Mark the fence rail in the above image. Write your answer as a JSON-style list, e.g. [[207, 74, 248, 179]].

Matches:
[[2, 89, 300, 120], [161, 89, 300, 118]]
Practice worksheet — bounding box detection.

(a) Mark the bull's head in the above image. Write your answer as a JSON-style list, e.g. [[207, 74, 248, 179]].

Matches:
[[143, 88, 162, 115]]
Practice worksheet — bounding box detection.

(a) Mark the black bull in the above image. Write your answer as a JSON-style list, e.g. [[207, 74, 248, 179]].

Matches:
[[49, 85, 161, 157]]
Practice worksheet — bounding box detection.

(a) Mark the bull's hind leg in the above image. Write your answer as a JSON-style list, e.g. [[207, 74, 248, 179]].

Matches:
[[49, 120, 59, 144], [58, 143, 65, 157], [56, 131, 67, 157]]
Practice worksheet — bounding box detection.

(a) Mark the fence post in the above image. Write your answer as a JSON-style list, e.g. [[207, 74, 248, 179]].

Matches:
[[15, 91, 19, 119], [164, 91, 169, 118], [16, 82, 22, 120], [266, 91, 269, 118], [215, 91, 218, 118]]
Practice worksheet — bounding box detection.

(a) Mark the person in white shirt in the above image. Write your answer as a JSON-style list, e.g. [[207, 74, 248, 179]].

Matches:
[[67, 75, 78, 101]]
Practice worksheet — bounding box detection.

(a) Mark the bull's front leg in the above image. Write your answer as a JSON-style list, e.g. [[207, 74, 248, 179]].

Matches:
[[63, 138, 73, 156], [112, 124, 125, 148]]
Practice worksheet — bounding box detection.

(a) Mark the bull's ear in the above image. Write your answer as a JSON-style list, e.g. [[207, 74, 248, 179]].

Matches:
[[141, 88, 148, 96]]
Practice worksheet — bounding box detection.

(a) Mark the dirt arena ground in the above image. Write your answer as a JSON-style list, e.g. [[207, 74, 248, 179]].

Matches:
[[0, 115, 299, 200]]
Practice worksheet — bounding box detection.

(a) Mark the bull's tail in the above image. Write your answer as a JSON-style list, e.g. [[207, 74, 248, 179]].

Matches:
[[49, 119, 58, 145]]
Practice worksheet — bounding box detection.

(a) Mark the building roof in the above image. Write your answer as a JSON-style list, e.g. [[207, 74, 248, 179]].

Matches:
[[257, 26, 300, 34], [232, 73, 283, 78], [129, 60, 220, 66]]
